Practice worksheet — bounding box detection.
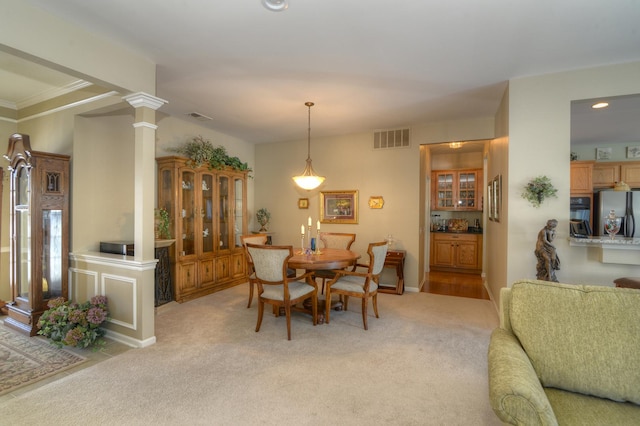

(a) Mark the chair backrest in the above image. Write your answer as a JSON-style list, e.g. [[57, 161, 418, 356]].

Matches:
[[241, 234, 268, 269], [246, 244, 293, 283], [368, 241, 389, 276], [319, 232, 356, 250]]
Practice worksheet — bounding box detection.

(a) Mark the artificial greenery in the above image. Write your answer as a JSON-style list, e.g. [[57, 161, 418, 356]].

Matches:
[[155, 208, 171, 239], [37, 296, 109, 350], [522, 175, 558, 208], [169, 135, 252, 174]]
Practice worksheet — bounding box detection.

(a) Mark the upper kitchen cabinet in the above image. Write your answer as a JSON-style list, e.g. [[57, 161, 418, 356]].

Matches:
[[570, 160, 594, 195], [593, 161, 640, 189], [431, 169, 483, 211]]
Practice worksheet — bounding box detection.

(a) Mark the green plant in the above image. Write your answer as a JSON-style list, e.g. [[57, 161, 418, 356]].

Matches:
[[37, 296, 110, 349], [522, 175, 558, 208], [155, 208, 171, 239], [169, 135, 252, 174]]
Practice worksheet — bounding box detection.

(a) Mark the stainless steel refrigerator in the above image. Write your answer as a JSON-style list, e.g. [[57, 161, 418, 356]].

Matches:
[[593, 190, 640, 237]]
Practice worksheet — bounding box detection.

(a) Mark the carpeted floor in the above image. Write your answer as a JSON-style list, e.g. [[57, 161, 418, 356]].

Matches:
[[0, 327, 86, 396], [0, 285, 501, 425]]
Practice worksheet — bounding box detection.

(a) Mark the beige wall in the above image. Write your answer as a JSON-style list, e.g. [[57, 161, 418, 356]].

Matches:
[[507, 61, 640, 287], [0, 120, 17, 301]]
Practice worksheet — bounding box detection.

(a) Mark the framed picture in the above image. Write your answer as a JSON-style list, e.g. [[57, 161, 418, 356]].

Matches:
[[298, 198, 309, 209], [627, 146, 640, 159], [596, 147, 612, 160], [320, 190, 358, 224], [487, 182, 494, 221], [493, 175, 502, 223]]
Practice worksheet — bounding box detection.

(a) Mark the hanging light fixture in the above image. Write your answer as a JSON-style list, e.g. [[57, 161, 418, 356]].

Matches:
[[293, 102, 325, 190]]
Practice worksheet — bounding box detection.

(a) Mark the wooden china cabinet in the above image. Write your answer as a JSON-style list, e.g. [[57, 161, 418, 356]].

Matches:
[[156, 156, 248, 303], [4, 134, 70, 336]]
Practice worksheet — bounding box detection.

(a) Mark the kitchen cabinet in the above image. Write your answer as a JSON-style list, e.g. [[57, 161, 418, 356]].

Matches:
[[592, 161, 640, 189], [431, 169, 482, 211], [430, 233, 482, 273], [570, 161, 594, 195], [157, 156, 248, 303], [4, 134, 70, 335]]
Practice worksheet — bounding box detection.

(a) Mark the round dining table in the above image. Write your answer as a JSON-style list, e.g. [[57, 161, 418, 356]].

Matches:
[[288, 248, 361, 324], [287, 248, 360, 271]]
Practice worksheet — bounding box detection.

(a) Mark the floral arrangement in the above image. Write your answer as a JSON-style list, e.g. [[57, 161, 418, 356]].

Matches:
[[522, 175, 558, 208], [256, 208, 271, 232], [155, 207, 171, 239], [37, 296, 110, 349]]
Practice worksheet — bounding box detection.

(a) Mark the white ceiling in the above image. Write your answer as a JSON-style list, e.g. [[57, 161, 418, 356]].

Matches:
[[5, 0, 640, 144]]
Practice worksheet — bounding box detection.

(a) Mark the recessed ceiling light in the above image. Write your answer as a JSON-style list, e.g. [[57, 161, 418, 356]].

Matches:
[[592, 102, 609, 109], [262, 0, 288, 12]]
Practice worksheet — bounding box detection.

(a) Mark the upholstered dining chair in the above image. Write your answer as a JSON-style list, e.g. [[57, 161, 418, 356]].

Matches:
[[315, 232, 356, 293], [246, 243, 318, 340], [324, 241, 388, 330], [240, 233, 268, 308]]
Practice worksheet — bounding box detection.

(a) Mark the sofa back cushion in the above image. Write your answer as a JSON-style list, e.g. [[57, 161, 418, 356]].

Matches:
[[509, 279, 640, 404]]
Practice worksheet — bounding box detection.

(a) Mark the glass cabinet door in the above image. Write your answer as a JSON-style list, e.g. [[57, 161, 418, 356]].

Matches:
[[218, 176, 229, 250], [458, 172, 476, 208], [42, 210, 63, 299], [233, 177, 243, 248], [436, 172, 454, 208], [181, 170, 195, 256], [159, 168, 174, 238], [201, 173, 214, 255], [15, 165, 31, 300]]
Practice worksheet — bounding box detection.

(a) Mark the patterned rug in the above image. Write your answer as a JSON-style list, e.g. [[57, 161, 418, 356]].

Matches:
[[0, 326, 86, 396]]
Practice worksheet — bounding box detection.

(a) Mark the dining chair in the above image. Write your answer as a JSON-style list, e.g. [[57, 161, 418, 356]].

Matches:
[[246, 243, 318, 340], [240, 234, 268, 308], [324, 241, 388, 330], [315, 232, 356, 293]]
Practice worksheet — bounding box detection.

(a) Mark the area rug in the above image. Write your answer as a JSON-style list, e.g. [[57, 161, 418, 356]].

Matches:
[[0, 326, 86, 396]]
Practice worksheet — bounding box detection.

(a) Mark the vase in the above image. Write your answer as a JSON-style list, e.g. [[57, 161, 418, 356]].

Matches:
[[259, 223, 268, 232]]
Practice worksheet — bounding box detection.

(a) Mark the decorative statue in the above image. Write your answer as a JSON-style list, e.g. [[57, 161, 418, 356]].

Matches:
[[535, 219, 560, 282]]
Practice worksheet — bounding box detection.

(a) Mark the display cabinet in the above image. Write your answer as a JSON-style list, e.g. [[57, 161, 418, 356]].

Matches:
[[157, 156, 248, 303], [431, 169, 482, 211], [4, 134, 70, 336]]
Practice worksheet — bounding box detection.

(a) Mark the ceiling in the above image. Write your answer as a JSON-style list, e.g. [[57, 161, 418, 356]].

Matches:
[[4, 1, 640, 144]]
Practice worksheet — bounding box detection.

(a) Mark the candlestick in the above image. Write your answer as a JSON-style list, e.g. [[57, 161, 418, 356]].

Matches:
[[301, 224, 305, 235], [307, 225, 312, 248], [314, 229, 322, 254], [317, 220, 320, 231], [308, 216, 312, 226], [300, 232, 305, 254]]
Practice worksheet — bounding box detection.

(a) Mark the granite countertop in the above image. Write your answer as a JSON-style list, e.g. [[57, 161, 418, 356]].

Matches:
[[431, 227, 483, 235]]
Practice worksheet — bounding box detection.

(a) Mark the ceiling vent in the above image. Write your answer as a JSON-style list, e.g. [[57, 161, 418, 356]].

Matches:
[[373, 128, 410, 150], [185, 112, 213, 121]]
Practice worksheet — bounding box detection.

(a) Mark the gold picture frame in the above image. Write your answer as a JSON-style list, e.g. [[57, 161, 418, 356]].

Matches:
[[368, 196, 384, 209], [320, 190, 358, 224], [298, 198, 309, 209]]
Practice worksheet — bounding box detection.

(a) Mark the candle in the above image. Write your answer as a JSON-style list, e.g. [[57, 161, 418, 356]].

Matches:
[[317, 220, 320, 231], [308, 216, 312, 226], [301, 225, 305, 235]]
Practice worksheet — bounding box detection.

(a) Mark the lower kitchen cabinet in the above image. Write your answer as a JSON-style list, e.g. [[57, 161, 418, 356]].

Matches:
[[430, 232, 482, 273]]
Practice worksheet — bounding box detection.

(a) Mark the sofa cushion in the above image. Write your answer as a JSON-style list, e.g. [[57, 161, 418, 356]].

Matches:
[[545, 388, 640, 426], [509, 280, 640, 404]]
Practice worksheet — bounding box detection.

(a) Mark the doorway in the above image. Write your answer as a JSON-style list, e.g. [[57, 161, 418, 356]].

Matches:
[[420, 140, 489, 300]]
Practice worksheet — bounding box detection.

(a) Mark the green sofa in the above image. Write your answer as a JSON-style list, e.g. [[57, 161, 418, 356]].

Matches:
[[488, 279, 640, 425]]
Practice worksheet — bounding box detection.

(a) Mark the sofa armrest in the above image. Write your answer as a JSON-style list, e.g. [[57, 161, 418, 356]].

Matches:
[[488, 328, 558, 426]]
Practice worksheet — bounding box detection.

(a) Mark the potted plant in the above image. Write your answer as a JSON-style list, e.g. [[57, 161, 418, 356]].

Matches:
[[169, 135, 252, 175], [155, 208, 171, 239], [256, 208, 271, 232]]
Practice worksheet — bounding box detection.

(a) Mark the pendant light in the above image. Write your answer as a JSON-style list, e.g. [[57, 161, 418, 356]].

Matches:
[[293, 102, 325, 190]]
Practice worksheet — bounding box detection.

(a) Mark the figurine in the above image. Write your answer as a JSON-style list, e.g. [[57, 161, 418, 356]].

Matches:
[[535, 219, 560, 282]]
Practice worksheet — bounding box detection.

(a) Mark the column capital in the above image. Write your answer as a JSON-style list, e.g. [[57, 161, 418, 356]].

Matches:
[[123, 92, 167, 110]]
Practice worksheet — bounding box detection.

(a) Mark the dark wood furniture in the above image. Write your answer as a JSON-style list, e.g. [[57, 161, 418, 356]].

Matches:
[[379, 249, 405, 294], [4, 134, 70, 336], [614, 277, 640, 289], [156, 156, 249, 303]]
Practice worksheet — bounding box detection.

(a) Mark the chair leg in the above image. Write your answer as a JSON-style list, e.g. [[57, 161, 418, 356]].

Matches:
[[255, 300, 264, 332], [372, 294, 379, 318], [311, 293, 317, 326], [325, 288, 331, 324], [343, 296, 350, 311], [247, 281, 254, 308], [362, 298, 368, 330], [285, 305, 292, 340]]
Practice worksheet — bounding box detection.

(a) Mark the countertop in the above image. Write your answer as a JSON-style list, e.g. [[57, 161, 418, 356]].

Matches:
[[431, 228, 483, 235]]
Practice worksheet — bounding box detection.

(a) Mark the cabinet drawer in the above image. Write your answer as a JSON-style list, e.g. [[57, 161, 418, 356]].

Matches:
[[200, 259, 215, 284]]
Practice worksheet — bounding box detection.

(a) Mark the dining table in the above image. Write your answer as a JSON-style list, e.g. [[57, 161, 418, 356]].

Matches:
[[287, 248, 361, 324]]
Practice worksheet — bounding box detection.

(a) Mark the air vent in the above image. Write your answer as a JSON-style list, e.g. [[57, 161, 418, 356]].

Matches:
[[185, 112, 213, 121], [373, 128, 410, 150]]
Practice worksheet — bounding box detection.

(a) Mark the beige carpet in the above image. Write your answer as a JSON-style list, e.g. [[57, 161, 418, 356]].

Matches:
[[0, 327, 86, 396], [0, 285, 500, 425]]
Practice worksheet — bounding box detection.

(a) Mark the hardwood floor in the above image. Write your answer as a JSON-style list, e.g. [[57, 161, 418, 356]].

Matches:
[[422, 271, 490, 300]]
